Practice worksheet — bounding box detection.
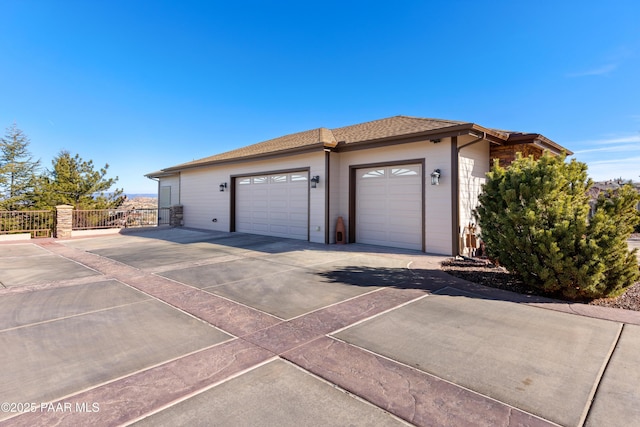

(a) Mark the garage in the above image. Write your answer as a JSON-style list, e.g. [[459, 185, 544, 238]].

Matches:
[[355, 164, 423, 250], [235, 171, 309, 240]]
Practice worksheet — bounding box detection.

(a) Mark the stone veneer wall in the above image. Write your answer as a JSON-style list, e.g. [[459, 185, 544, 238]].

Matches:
[[170, 205, 184, 227], [55, 205, 74, 238]]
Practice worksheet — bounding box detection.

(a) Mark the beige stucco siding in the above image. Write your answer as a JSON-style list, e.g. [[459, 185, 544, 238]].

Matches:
[[458, 138, 490, 254], [178, 151, 326, 243], [335, 138, 454, 255], [158, 175, 180, 207]]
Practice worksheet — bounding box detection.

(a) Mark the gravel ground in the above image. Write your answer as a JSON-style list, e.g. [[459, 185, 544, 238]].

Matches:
[[441, 244, 640, 312]]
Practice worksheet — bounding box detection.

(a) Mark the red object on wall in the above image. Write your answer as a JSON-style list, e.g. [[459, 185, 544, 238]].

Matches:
[[336, 216, 346, 244]]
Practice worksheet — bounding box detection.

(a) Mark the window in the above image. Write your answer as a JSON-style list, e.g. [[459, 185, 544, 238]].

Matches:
[[361, 169, 385, 179], [252, 176, 268, 184], [271, 175, 287, 183], [391, 167, 420, 177]]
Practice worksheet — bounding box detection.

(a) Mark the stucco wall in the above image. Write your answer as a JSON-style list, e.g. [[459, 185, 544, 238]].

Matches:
[[335, 138, 454, 255], [458, 138, 490, 254], [158, 175, 180, 207], [177, 151, 327, 243]]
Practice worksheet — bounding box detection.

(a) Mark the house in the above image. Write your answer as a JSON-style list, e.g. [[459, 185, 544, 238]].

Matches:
[[146, 116, 571, 255], [588, 180, 640, 217]]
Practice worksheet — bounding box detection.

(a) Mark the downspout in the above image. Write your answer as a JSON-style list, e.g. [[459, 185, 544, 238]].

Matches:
[[324, 148, 331, 244], [453, 132, 486, 255]]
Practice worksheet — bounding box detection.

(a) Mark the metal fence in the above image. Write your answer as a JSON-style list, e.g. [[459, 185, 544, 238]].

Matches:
[[158, 207, 170, 226], [0, 210, 55, 238], [73, 209, 163, 230]]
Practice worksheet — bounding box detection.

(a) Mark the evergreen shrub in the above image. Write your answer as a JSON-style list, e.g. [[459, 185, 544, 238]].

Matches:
[[475, 153, 640, 300]]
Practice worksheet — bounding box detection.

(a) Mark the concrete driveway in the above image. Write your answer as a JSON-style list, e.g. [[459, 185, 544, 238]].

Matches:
[[1, 228, 639, 426]]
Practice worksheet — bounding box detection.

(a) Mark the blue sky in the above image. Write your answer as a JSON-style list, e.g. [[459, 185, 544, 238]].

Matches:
[[1, 1, 639, 194]]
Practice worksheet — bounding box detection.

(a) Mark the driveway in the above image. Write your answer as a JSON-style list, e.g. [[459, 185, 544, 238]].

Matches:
[[1, 228, 639, 426]]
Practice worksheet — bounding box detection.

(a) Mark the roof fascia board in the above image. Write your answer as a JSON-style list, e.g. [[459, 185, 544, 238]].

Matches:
[[335, 125, 505, 153], [162, 143, 324, 173], [145, 171, 180, 179], [506, 133, 573, 155]]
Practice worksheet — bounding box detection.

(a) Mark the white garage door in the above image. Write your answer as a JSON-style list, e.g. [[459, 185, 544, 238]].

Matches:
[[236, 172, 308, 240], [356, 164, 423, 250]]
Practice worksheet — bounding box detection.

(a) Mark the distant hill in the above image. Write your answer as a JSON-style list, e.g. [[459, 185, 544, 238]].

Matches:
[[125, 193, 157, 198], [121, 196, 157, 210]]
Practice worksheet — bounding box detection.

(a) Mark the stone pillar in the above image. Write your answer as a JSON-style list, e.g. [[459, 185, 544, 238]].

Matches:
[[55, 205, 74, 238], [170, 205, 184, 227]]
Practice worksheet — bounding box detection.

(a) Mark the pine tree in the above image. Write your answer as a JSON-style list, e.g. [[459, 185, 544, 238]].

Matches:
[[33, 151, 124, 209], [475, 153, 640, 300], [0, 123, 41, 210]]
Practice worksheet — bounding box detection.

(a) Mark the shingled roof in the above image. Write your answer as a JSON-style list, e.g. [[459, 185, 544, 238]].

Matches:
[[151, 115, 568, 174]]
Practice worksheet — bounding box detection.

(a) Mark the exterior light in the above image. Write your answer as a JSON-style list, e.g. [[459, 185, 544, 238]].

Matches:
[[219, 182, 227, 192], [310, 176, 320, 188], [430, 169, 441, 185]]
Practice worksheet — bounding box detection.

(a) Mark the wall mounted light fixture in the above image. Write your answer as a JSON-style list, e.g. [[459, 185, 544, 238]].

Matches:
[[219, 182, 227, 192], [430, 169, 441, 185], [310, 176, 320, 188]]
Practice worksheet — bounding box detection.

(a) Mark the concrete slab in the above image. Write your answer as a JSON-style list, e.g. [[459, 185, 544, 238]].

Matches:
[[334, 287, 622, 427], [0, 243, 50, 258], [62, 235, 168, 251], [309, 253, 426, 288], [159, 257, 298, 289], [132, 359, 409, 427], [195, 233, 295, 252], [206, 267, 380, 319], [0, 280, 150, 330], [261, 248, 360, 268], [0, 251, 99, 287], [88, 242, 228, 269], [586, 324, 640, 426], [120, 228, 230, 244], [0, 299, 231, 414]]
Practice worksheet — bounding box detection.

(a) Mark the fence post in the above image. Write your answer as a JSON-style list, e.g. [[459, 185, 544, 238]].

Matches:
[[169, 205, 184, 227], [55, 205, 74, 238]]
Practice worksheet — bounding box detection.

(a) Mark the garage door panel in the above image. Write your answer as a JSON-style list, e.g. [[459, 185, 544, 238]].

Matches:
[[269, 200, 288, 209], [236, 171, 309, 240], [269, 224, 288, 234], [358, 186, 386, 196], [289, 213, 307, 222], [388, 187, 421, 196], [269, 212, 289, 221], [356, 164, 422, 251]]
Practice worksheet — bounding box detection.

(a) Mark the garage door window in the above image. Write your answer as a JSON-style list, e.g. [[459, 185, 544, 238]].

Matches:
[[391, 167, 419, 177], [253, 176, 267, 184], [271, 175, 287, 183], [361, 168, 385, 179]]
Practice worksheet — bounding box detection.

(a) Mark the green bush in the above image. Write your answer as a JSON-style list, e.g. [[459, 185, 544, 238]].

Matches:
[[475, 153, 640, 300]]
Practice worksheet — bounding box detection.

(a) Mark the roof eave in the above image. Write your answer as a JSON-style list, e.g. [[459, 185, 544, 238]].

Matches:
[[506, 133, 573, 155], [162, 143, 325, 173], [145, 170, 180, 179], [334, 123, 508, 152]]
